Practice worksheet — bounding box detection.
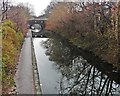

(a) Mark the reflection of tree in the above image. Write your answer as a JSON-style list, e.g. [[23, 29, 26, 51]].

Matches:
[[43, 34, 79, 67], [56, 57, 119, 95], [42, 34, 120, 95]]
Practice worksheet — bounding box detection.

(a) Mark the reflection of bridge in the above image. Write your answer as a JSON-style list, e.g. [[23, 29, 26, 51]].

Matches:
[[27, 16, 48, 37]]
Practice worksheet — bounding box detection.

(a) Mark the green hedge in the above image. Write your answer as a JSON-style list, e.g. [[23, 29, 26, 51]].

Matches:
[[1, 20, 24, 93]]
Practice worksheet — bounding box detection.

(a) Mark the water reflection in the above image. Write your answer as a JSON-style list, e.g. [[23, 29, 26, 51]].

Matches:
[[33, 38, 60, 94], [42, 33, 120, 95]]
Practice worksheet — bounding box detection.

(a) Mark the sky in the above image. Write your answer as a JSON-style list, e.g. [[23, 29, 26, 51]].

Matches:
[[13, 0, 52, 16], [9, 0, 118, 16]]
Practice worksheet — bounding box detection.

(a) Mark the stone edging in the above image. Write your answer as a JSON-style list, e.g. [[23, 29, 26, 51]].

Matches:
[[31, 37, 42, 94]]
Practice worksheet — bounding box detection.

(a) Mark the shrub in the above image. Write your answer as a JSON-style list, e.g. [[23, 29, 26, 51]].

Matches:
[[1, 20, 24, 94]]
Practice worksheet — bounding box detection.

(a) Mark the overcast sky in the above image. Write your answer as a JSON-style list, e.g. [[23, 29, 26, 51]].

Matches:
[[13, 0, 52, 16], [10, 0, 118, 16]]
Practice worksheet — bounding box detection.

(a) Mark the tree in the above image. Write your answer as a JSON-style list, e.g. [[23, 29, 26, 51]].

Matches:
[[117, 1, 120, 69], [7, 3, 33, 35], [46, 1, 119, 68], [0, 0, 11, 21], [42, 33, 120, 95]]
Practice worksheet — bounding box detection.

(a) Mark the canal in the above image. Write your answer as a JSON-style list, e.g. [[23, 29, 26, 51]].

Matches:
[[33, 34, 120, 95], [33, 38, 60, 94]]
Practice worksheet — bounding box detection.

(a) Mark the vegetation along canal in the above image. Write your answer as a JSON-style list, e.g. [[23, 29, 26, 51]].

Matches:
[[33, 33, 120, 95]]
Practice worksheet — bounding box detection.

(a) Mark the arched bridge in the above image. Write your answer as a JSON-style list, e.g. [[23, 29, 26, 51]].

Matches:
[[28, 17, 48, 38]]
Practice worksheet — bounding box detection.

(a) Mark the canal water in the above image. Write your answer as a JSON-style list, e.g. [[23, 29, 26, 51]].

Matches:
[[33, 35, 120, 95], [33, 38, 60, 94]]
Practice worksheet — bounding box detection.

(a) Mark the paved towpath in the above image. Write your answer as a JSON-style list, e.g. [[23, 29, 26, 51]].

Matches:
[[15, 31, 35, 94]]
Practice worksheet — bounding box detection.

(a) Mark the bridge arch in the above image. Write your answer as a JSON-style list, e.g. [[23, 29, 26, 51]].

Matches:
[[28, 19, 46, 30], [27, 18, 48, 37]]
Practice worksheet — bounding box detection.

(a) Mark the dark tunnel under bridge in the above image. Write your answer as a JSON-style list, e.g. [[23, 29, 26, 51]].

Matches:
[[27, 18, 48, 38]]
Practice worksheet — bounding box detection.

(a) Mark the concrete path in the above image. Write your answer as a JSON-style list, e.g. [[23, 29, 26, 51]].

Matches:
[[15, 32, 35, 94]]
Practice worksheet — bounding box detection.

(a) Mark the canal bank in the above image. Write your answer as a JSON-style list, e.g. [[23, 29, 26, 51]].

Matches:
[[15, 31, 41, 94]]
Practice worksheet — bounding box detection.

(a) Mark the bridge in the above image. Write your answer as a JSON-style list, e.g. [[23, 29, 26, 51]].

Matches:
[[27, 16, 48, 37]]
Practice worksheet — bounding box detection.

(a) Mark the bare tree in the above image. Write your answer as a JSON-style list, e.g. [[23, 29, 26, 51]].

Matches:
[[0, 0, 11, 22]]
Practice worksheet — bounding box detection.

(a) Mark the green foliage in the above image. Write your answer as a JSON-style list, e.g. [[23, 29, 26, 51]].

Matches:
[[2, 20, 17, 30], [1, 20, 24, 93]]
